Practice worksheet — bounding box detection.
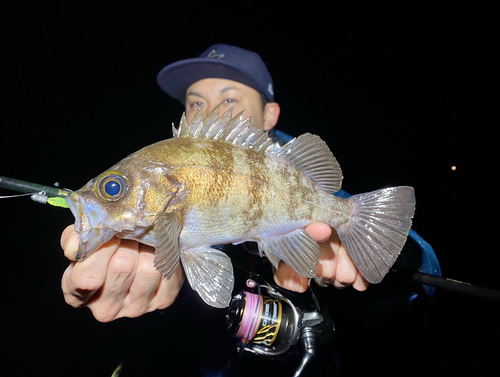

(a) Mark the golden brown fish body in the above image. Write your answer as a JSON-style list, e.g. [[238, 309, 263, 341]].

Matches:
[[66, 106, 415, 308], [158, 139, 344, 244]]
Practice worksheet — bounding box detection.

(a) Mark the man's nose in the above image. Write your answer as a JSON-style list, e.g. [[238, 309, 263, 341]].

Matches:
[[197, 103, 225, 121], [205, 101, 221, 116]]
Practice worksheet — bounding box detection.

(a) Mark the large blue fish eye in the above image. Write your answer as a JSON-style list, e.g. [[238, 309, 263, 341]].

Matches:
[[96, 172, 127, 201], [104, 180, 121, 197]]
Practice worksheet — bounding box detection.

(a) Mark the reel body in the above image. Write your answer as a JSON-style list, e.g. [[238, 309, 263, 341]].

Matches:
[[226, 274, 334, 376]]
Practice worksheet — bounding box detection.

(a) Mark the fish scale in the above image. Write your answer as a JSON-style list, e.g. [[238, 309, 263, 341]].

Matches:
[[169, 140, 324, 238]]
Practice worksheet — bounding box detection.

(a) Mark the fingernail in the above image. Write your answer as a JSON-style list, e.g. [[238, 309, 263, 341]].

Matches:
[[64, 232, 79, 261]]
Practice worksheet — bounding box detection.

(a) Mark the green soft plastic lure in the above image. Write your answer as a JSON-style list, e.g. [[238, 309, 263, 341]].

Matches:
[[47, 196, 70, 208]]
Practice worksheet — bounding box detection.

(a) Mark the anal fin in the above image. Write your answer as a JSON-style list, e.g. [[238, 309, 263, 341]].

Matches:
[[260, 229, 319, 278]]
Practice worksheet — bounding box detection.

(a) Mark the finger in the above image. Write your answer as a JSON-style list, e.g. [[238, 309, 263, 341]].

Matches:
[[330, 233, 370, 291], [151, 263, 184, 309], [61, 263, 79, 305], [333, 244, 358, 287], [120, 262, 185, 319], [62, 236, 121, 307], [305, 222, 332, 243], [273, 261, 309, 293], [88, 239, 139, 321], [117, 247, 184, 319], [60, 224, 74, 249], [61, 225, 78, 261], [315, 228, 341, 278], [314, 230, 357, 289], [316, 240, 337, 279], [119, 244, 161, 315], [128, 244, 160, 296], [352, 273, 370, 291]]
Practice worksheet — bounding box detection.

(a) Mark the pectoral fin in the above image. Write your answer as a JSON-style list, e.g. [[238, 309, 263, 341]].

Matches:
[[153, 211, 183, 280], [181, 247, 234, 308], [260, 229, 319, 278]]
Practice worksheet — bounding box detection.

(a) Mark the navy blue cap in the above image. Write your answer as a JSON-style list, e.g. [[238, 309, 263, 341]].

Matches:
[[157, 44, 274, 102]]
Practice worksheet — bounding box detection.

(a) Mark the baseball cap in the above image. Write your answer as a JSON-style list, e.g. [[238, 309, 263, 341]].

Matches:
[[157, 44, 274, 103]]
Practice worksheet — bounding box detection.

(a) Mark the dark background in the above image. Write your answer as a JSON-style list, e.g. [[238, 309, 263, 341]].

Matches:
[[0, 2, 497, 376]]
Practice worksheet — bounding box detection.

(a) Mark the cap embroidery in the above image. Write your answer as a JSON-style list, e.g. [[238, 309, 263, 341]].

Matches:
[[267, 83, 274, 96], [206, 50, 225, 60]]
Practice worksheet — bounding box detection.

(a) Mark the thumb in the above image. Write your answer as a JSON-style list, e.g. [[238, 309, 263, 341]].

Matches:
[[61, 225, 79, 261]]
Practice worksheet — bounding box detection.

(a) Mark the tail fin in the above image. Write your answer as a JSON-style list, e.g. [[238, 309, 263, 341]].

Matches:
[[336, 186, 415, 284]]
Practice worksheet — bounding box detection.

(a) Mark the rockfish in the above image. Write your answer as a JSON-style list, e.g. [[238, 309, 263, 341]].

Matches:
[[66, 106, 415, 308]]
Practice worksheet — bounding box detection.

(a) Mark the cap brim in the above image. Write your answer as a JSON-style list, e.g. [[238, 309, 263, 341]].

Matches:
[[157, 58, 269, 102]]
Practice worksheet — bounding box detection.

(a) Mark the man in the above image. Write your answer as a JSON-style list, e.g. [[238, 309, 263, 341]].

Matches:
[[59, 44, 372, 322]]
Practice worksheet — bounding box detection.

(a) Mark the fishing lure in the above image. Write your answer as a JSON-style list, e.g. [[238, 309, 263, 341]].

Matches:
[[0, 176, 71, 208]]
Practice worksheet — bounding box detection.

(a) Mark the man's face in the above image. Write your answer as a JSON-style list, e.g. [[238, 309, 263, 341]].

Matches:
[[185, 78, 265, 126]]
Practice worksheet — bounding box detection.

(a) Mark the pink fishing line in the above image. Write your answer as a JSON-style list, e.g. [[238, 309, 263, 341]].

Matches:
[[235, 292, 262, 342]]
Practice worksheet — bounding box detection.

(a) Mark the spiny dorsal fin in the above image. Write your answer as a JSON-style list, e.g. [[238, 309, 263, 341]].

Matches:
[[172, 104, 280, 152], [172, 104, 343, 193]]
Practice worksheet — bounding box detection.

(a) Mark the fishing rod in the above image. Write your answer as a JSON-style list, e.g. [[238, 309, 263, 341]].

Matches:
[[390, 267, 500, 302]]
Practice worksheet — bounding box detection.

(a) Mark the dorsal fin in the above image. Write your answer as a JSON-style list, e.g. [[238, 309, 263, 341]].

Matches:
[[172, 105, 343, 193], [172, 104, 279, 152], [269, 133, 343, 193]]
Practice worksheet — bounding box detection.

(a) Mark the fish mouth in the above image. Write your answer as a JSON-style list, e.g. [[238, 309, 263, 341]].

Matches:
[[66, 193, 117, 261]]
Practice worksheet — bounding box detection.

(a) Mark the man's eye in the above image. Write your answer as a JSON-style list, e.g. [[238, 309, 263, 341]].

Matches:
[[191, 101, 204, 108], [224, 98, 235, 104]]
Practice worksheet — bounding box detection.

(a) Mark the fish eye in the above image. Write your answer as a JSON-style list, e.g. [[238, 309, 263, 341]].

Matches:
[[104, 180, 121, 196], [96, 173, 127, 201]]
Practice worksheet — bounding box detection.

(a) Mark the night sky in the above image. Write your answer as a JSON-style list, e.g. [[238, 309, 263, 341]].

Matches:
[[0, 2, 497, 376]]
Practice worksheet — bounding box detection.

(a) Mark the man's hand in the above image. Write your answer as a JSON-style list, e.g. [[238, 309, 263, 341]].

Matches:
[[60, 225, 184, 322], [273, 222, 370, 292], [60, 221, 367, 322]]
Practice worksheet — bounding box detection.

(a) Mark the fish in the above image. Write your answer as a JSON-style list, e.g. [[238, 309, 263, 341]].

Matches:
[[66, 105, 415, 308]]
